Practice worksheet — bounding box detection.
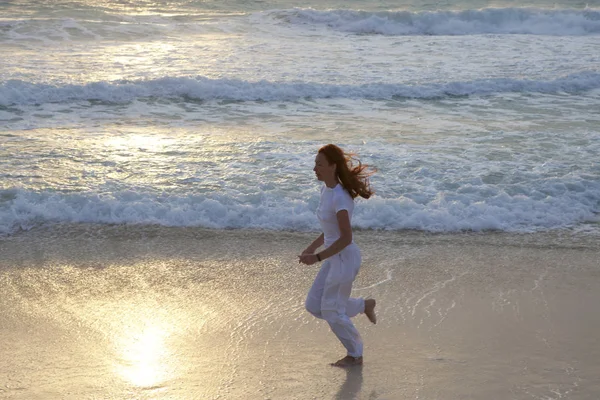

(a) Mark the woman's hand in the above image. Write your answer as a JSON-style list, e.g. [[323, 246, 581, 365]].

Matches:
[[298, 253, 319, 265], [299, 233, 324, 264], [301, 247, 315, 255]]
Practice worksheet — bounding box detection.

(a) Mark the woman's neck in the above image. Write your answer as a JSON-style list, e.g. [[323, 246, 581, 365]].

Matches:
[[324, 177, 338, 188]]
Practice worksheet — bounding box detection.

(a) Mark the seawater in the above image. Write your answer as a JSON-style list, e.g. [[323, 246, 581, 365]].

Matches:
[[1, 0, 599, 235]]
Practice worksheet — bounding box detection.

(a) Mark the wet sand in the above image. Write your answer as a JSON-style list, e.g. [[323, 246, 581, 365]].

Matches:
[[1, 225, 599, 399]]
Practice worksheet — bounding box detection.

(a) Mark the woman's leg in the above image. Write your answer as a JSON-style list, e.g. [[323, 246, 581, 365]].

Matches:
[[305, 260, 331, 319], [320, 254, 363, 358], [321, 279, 364, 358], [346, 297, 365, 318]]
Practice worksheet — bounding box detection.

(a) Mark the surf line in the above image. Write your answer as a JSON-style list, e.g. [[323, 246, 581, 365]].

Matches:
[[353, 269, 393, 291]]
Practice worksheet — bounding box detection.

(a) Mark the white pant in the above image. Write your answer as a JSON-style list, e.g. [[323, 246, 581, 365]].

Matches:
[[305, 243, 365, 358]]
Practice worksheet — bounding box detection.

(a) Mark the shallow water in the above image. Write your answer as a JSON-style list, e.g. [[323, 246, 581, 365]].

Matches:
[[1, 225, 598, 399]]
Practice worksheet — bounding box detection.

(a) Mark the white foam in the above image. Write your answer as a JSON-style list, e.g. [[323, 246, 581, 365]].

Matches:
[[2, 72, 600, 106], [1, 177, 598, 236], [272, 7, 600, 36]]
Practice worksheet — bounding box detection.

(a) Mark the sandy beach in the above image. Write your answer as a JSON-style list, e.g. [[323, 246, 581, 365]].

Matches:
[[0, 225, 598, 399]]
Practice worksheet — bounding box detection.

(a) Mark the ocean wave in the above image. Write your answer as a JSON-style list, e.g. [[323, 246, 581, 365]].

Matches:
[[270, 7, 600, 36], [0, 13, 231, 43], [2, 72, 599, 106], [1, 183, 598, 236]]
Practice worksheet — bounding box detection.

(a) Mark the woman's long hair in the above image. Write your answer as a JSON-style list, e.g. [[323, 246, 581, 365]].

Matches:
[[318, 144, 376, 199]]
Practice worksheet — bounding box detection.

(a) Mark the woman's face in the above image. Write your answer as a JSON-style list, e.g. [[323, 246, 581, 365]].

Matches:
[[313, 152, 336, 182]]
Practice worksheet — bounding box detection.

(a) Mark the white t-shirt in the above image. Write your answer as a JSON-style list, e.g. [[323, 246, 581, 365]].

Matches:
[[317, 184, 354, 247]]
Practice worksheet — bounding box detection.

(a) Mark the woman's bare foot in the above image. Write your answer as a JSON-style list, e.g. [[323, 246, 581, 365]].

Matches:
[[364, 299, 377, 324], [331, 355, 363, 368]]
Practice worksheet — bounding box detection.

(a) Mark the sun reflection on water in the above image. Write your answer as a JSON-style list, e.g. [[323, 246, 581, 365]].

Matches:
[[116, 322, 170, 388], [105, 133, 169, 153]]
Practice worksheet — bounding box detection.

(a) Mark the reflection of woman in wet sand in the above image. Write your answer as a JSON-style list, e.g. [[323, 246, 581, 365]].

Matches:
[[298, 144, 377, 368]]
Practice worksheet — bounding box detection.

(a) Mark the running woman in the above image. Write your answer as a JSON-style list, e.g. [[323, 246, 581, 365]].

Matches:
[[299, 144, 377, 368]]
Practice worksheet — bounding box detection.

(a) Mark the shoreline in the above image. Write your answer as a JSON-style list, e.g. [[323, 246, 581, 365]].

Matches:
[[2, 221, 599, 245]]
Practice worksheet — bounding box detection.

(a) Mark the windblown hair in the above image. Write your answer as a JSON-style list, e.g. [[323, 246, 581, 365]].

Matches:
[[318, 144, 376, 199]]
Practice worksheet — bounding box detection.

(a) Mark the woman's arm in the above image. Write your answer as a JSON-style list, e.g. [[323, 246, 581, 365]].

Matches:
[[299, 210, 352, 265], [302, 233, 324, 254], [315, 210, 352, 260]]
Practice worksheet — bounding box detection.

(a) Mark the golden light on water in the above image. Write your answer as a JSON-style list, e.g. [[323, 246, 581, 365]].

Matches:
[[116, 322, 171, 388], [105, 133, 168, 153]]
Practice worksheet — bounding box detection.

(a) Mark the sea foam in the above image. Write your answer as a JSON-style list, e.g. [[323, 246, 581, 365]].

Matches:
[[1, 179, 598, 236]]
